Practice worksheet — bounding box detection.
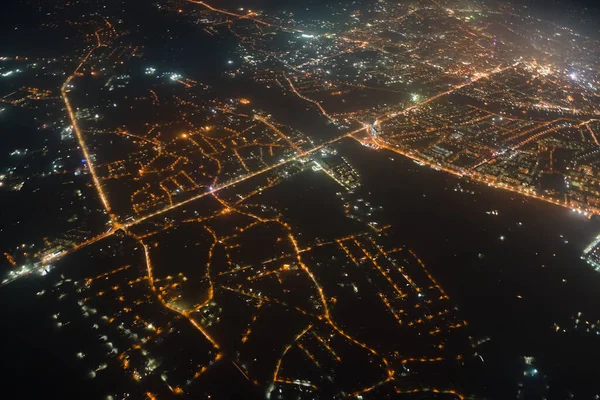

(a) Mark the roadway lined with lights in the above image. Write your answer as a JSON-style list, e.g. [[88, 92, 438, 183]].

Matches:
[[123, 127, 365, 228], [61, 36, 112, 214], [7, 2, 600, 398], [187, 0, 273, 27], [359, 59, 600, 218]]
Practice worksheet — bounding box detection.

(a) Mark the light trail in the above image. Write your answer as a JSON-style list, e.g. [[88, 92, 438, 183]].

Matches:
[[187, 0, 273, 27], [86, 264, 132, 283], [349, 376, 394, 398], [253, 114, 304, 153], [61, 38, 112, 214], [1, 91, 17, 100], [376, 62, 519, 124], [142, 242, 220, 349], [313, 161, 348, 188], [41, 229, 116, 263], [351, 238, 407, 299], [408, 249, 448, 299], [378, 292, 404, 326], [186, 226, 217, 314], [395, 387, 465, 400], [232, 361, 251, 381], [233, 148, 250, 172], [270, 324, 313, 397], [1, 229, 117, 287], [283, 75, 336, 123], [274, 379, 317, 390], [364, 135, 600, 217], [312, 331, 341, 362], [585, 123, 600, 146]]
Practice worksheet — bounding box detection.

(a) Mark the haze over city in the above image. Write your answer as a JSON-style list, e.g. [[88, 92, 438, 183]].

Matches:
[[2, 0, 600, 398]]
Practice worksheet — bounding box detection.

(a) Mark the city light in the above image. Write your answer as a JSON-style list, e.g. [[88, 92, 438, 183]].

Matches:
[[2, 0, 600, 398]]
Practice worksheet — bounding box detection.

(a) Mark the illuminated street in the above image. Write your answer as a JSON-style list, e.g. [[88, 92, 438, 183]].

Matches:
[[3, 0, 600, 398]]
